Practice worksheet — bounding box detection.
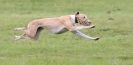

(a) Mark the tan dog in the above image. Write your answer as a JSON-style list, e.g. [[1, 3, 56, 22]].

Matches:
[[14, 12, 99, 40]]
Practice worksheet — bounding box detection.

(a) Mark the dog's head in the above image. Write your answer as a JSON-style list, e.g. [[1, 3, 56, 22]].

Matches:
[[75, 12, 91, 26]]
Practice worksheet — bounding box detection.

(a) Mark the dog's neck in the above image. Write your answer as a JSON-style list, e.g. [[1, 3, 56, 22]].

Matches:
[[70, 15, 78, 24]]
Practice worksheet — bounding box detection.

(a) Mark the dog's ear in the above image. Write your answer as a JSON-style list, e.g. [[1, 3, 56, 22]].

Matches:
[[75, 12, 80, 15]]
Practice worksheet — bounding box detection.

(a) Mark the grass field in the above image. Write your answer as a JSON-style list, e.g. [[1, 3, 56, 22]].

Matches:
[[0, 0, 133, 65]]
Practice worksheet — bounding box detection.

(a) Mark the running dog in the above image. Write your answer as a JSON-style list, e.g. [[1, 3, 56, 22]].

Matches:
[[14, 12, 99, 40]]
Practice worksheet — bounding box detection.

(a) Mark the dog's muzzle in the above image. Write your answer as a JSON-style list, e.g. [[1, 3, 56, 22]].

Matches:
[[81, 21, 91, 26]]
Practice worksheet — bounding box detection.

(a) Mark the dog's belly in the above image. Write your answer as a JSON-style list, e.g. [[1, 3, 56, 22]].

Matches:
[[50, 26, 68, 34]]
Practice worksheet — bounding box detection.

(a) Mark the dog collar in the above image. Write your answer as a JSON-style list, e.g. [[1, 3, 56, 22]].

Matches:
[[70, 15, 78, 24]]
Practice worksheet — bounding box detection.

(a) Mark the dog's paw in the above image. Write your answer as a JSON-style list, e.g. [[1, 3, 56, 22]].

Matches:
[[90, 25, 95, 28], [14, 35, 21, 40], [94, 37, 100, 40]]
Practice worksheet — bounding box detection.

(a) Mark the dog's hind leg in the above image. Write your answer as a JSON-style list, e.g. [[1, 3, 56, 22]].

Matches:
[[14, 35, 22, 40], [34, 27, 44, 40], [14, 27, 26, 31], [14, 26, 37, 40], [24, 25, 42, 40], [14, 34, 27, 40], [14, 27, 26, 40]]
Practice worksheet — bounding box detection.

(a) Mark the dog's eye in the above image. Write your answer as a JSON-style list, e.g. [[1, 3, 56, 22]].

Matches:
[[84, 16, 85, 18]]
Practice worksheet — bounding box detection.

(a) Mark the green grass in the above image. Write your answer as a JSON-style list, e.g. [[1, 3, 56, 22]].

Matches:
[[0, 0, 133, 65]]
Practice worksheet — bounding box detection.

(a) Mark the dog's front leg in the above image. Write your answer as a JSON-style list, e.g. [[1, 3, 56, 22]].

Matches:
[[62, 21, 99, 40], [72, 30, 99, 40], [75, 25, 95, 30]]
